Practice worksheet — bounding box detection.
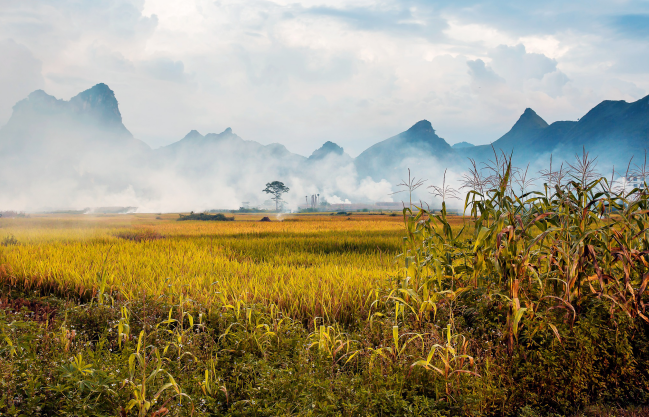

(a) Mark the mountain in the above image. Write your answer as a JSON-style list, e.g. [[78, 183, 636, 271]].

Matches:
[[1, 83, 144, 150], [355, 120, 453, 181], [309, 141, 345, 160], [459, 95, 649, 169], [1, 83, 648, 211], [452, 142, 475, 149], [156, 127, 306, 180], [154, 130, 357, 206], [495, 108, 548, 150], [546, 96, 649, 164], [0, 83, 153, 210]]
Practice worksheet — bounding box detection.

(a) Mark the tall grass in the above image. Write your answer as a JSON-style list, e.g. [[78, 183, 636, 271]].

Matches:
[[0, 215, 406, 324]]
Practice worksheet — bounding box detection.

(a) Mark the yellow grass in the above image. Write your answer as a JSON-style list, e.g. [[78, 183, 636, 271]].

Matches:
[[0, 213, 418, 322]]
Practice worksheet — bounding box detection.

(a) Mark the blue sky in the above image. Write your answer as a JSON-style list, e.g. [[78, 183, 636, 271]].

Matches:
[[1, 0, 648, 156]]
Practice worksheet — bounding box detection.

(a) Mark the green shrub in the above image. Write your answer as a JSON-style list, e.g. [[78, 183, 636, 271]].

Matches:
[[177, 211, 234, 221], [1, 235, 18, 246]]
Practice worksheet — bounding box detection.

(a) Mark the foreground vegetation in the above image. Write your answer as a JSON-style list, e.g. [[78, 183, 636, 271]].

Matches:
[[2, 166, 649, 415]]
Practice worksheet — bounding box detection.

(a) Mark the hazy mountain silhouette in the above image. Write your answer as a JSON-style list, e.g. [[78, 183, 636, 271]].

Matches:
[[309, 141, 346, 160], [0, 83, 150, 210], [460, 95, 649, 169], [452, 142, 475, 149], [156, 127, 306, 181], [355, 120, 453, 180], [493, 108, 548, 151], [1, 83, 648, 211], [0, 83, 147, 152]]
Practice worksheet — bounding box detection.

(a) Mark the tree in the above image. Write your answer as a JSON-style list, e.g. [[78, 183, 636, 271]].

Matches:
[[263, 181, 290, 211]]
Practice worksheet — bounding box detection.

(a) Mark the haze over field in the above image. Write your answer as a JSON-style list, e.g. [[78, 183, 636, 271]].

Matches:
[[0, 0, 648, 211], [0, 83, 647, 212]]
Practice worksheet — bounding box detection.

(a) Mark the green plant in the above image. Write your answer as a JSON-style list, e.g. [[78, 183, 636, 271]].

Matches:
[[1, 235, 18, 246], [125, 330, 190, 416], [177, 212, 234, 221], [411, 324, 478, 396], [395, 153, 649, 412], [307, 321, 360, 369]]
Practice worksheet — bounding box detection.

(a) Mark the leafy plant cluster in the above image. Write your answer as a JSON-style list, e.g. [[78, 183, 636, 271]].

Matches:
[[0, 291, 475, 416], [388, 153, 649, 414], [177, 212, 234, 222]]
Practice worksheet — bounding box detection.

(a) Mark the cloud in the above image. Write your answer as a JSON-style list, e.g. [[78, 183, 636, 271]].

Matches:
[[489, 44, 558, 86], [0, 39, 44, 122], [535, 70, 570, 98], [467, 44, 573, 104], [305, 4, 448, 40], [140, 57, 189, 83], [89, 45, 135, 72], [0, 0, 647, 155], [467, 59, 505, 86]]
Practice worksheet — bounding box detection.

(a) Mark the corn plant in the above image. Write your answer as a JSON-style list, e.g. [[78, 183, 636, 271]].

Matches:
[[400, 154, 649, 357], [157, 294, 200, 362], [411, 324, 478, 396], [307, 321, 360, 369], [115, 306, 131, 349], [0, 311, 36, 358], [125, 330, 191, 417], [199, 357, 228, 405], [366, 325, 422, 370]]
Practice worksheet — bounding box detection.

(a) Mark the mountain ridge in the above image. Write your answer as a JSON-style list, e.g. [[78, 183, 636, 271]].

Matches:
[[355, 118, 453, 180], [1, 83, 648, 211], [4, 83, 647, 166]]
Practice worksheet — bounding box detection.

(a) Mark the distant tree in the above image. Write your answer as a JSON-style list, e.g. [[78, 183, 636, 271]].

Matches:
[[263, 181, 290, 211]]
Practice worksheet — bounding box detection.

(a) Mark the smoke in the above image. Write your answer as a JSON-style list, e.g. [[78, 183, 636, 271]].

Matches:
[[0, 88, 633, 214], [0, 108, 399, 212], [0, 122, 581, 214]]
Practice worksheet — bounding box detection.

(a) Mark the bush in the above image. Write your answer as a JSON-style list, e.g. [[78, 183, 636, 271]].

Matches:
[[177, 211, 234, 221], [1, 235, 18, 246], [0, 211, 26, 218]]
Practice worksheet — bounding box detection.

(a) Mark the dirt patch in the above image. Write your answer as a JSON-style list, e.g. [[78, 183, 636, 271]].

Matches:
[[0, 297, 57, 324]]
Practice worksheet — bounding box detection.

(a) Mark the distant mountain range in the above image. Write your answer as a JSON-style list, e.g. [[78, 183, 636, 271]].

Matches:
[[357, 99, 649, 181], [0, 83, 647, 211]]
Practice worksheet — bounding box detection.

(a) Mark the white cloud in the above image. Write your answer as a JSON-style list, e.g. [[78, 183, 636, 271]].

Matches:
[[489, 44, 558, 87], [533, 71, 570, 98], [0, 0, 647, 155], [0, 40, 44, 122], [140, 57, 189, 83]]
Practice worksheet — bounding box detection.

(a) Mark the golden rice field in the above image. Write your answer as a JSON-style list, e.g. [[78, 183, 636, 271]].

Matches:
[[0, 213, 450, 323]]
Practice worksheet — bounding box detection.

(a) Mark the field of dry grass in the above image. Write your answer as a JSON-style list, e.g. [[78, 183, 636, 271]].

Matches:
[[1, 213, 450, 322]]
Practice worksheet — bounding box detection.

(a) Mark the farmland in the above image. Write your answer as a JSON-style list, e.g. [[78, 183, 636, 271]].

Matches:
[[1, 186, 649, 417], [0, 214, 409, 323]]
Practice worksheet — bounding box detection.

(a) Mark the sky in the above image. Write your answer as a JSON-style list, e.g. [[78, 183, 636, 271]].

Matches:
[[1, 0, 648, 157]]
